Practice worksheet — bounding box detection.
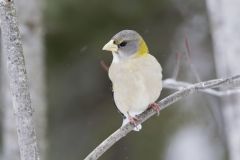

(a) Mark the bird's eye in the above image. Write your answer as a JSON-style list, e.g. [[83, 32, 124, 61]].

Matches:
[[119, 41, 127, 47]]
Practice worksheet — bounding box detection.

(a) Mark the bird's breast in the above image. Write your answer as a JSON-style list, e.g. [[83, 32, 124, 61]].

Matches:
[[108, 54, 162, 116]]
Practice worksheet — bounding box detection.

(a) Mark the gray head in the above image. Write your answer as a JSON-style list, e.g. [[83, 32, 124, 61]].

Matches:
[[102, 30, 149, 61]]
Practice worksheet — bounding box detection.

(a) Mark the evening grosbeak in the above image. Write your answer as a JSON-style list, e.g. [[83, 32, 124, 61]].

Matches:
[[103, 30, 162, 131]]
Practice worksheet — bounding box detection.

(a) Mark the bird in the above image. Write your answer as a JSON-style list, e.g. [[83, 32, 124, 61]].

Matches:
[[102, 30, 162, 131]]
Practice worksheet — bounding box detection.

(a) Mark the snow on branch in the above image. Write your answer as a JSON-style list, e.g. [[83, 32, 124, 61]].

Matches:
[[84, 75, 240, 160], [0, 0, 40, 160]]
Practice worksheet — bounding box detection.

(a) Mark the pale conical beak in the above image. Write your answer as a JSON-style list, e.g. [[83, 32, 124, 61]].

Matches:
[[102, 40, 118, 52]]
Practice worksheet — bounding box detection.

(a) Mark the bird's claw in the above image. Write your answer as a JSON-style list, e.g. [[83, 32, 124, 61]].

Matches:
[[148, 102, 161, 116], [127, 113, 139, 127]]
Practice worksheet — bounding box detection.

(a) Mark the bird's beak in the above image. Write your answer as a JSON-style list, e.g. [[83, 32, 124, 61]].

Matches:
[[102, 40, 118, 52]]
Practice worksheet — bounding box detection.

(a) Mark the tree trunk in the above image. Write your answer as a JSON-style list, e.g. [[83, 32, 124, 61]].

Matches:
[[1, 30, 20, 160], [15, 0, 47, 159], [207, 0, 240, 160], [1, 0, 47, 159], [0, 0, 41, 160]]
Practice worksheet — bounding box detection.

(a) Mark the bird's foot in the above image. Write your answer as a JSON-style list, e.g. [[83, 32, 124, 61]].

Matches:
[[127, 112, 139, 127], [148, 102, 161, 116]]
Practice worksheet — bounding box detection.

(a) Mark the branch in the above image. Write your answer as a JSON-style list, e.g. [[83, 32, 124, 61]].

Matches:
[[100, 60, 109, 72], [163, 78, 240, 96], [84, 75, 240, 160], [0, 0, 40, 160], [172, 52, 182, 79], [184, 36, 201, 82]]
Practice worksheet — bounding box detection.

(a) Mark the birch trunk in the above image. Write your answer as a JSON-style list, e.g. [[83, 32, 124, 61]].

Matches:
[[1, 31, 20, 159], [0, 0, 41, 159], [1, 0, 46, 159], [15, 0, 47, 159], [206, 0, 240, 160]]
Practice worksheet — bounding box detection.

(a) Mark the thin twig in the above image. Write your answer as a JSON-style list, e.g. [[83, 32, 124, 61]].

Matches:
[[184, 36, 201, 82], [183, 36, 228, 145], [84, 75, 240, 160], [163, 78, 240, 96], [172, 52, 182, 79], [100, 60, 109, 72]]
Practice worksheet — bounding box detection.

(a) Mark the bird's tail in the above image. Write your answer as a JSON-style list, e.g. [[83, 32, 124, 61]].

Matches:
[[122, 118, 142, 131]]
